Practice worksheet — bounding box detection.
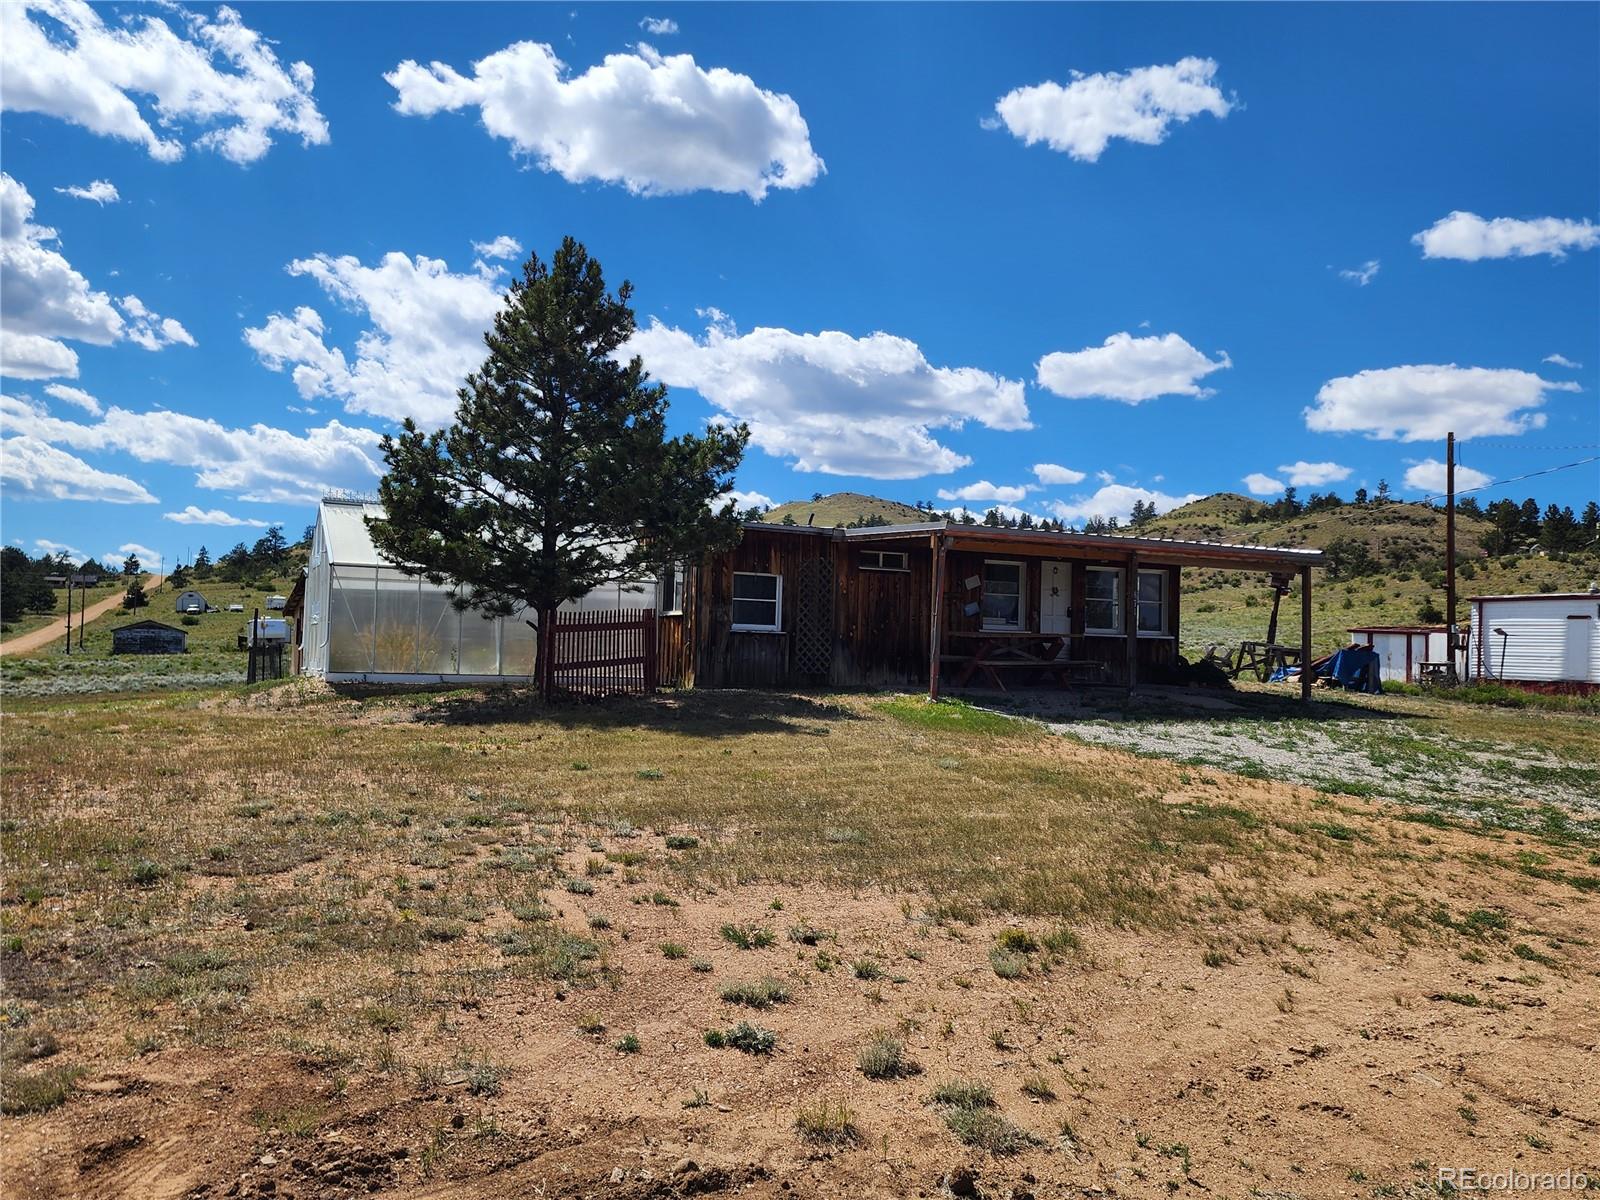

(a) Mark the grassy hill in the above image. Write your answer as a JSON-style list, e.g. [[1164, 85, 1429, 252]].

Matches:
[[1145, 495, 1597, 656], [759, 491, 928, 528]]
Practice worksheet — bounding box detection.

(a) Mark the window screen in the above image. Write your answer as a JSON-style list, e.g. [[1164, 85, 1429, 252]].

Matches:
[[732, 572, 781, 630]]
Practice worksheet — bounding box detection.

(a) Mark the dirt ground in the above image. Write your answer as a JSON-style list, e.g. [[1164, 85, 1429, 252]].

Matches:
[[3, 688, 1598, 1199]]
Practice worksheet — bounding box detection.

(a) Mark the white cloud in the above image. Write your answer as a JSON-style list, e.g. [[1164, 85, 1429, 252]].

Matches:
[[0, 434, 156, 503], [1036, 331, 1230, 404], [991, 57, 1232, 163], [120, 295, 197, 351], [0, 330, 81, 379], [33, 537, 84, 560], [1, 172, 122, 376], [639, 16, 679, 35], [1402, 459, 1493, 495], [108, 542, 160, 567], [936, 480, 1031, 504], [0, 393, 383, 504], [470, 235, 523, 262], [1044, 484, 1202, 526], [1277, 460, 1352, 487], [163, 505, 272, 527], [626, 313, 1029, 480], [726, 488, 774, 512], [54, 179, 119, 205], [1412, 212, 1599, 261], [1543, 353, 1581, 369], [1032, 462, 1087, 486], [43, 383, 101, 415], [1, 174, 194, 379], [1242, 472, 1286, 497], [0, 0, 328, 165], [1305, 364, 1579, 442], [386, 41, 823, 201], [1338, 259, 1379, 286], [246, 249, 506, 426]]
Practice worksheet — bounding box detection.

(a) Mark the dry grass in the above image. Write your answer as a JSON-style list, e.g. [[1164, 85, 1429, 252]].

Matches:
[[2, 682, 1598, 1198]]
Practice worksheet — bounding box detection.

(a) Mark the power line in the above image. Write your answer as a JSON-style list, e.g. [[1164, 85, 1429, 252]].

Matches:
[[1414, 454, 1600, 505]]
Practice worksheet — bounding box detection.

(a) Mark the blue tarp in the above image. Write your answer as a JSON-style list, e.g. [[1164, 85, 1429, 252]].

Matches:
[[1317, 646, 1382, 694]]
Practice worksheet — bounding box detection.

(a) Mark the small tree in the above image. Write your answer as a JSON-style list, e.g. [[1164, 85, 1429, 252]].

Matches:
[[123, 581, 148, 610], [122, 555, 141, 577], [368, 238, 747, 699]]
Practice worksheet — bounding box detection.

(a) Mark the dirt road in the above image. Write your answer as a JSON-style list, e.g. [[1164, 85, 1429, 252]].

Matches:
[[0, 577, 164, 657]]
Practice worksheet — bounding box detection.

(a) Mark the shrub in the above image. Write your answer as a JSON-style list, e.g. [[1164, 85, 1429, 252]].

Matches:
[[941, 1105, 1039, 1155], [664, 834, 699, 850], [720, 923, 775, 950], [565, 877, 595, 896], [722, 1021, 777, 1055], [851, 959, 883, 981], [0, 1064, 83, 1115], [614, 1033, 641, 1054], [858, 1032, 913, 1080], [795, 1098, 859, 1146], [660, 941, 688, 960], [719, 976, 790, 1009], [989, 948, 1028, 979], [930, 1079, 994, 1109], [994, 928, 1038, 954]]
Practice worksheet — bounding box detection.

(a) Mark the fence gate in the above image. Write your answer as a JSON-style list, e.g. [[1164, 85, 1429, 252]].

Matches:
[[547, 608, 657, 698], [791, 558, 833, 681]]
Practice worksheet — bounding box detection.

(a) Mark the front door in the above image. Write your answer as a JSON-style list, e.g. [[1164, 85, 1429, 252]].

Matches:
[[1040, 561, 1071, 635]]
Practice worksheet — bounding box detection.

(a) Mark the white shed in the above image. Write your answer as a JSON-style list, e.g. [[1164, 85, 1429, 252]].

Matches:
[[175, 589, 208, 614], [298, 498, 658, 684], [1347, 625, 1452, 684], [1468, 592, 1600, 686]]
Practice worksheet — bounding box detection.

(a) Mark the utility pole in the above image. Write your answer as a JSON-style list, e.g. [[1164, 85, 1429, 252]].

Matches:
[[1445, 430, 1457, 680], [64, 582, 73, 656]]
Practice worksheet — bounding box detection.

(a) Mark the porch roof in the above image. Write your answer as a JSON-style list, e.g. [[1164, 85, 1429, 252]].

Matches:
[[745, 518, 1325, 571]]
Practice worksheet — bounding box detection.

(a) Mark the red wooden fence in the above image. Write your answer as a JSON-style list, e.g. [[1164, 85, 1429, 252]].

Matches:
[[545, 607, 657, 698]]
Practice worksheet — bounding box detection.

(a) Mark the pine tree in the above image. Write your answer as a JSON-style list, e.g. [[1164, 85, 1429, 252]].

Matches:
[[367, 238, 747, 699]]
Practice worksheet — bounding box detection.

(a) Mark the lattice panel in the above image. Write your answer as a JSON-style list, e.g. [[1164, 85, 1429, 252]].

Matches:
[[792, 558, 833, 678]]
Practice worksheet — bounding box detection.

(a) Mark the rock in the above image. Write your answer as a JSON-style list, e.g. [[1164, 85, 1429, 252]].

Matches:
[[258, 1154, 277, 1167], [450, 1112, 465, 1129], [674, 1158, 699, 1174], [610, 1166, 626, 1183]]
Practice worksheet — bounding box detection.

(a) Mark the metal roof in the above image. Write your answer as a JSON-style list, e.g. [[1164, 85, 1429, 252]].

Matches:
[[746, 518, 1324, 565], [1467, 592, 1600, 602]]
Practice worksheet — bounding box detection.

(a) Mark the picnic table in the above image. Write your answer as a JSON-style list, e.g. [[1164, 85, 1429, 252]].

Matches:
[[942, 630, 1104, 691]]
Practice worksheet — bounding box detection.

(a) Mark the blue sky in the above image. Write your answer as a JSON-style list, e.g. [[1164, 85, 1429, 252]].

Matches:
[[2, 1, 1596, 570]]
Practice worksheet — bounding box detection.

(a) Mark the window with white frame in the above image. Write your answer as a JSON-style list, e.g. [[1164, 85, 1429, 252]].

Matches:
[[731, 572, 781, 631], [858, 549, 909, 572], [659, 562, 687, 615], [1084, 566, 1122, 634], [1137, 569, 1169, 634], [981, 560, 1025, 629]]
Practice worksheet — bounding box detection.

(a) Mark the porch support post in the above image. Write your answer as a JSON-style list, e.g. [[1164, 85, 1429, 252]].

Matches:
[[928, 531, 947, 700], [1299, 565, 1313, 704], [1124, 552, 1139, 694]]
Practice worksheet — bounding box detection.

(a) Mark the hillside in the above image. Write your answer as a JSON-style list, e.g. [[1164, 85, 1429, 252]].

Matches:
[[759, 491, 927, 528]]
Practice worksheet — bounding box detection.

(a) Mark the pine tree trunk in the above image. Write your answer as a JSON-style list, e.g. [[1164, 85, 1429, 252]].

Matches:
[[537, 606, 557, 702]]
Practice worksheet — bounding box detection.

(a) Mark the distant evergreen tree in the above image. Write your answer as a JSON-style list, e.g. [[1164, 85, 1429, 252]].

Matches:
[[1540, 504, 1580, 552]]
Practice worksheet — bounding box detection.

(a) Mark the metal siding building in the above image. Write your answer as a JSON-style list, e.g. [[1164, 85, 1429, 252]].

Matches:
[[1468, 593, 1600, 685]]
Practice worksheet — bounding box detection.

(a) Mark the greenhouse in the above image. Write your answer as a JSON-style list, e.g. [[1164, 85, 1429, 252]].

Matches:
[[296, 498, 654, 683]]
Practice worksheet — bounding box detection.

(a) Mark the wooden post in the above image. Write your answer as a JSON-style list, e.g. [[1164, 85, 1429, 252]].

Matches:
[[643, 607, 658, 694], [1445, 430, 1457, 677], [1299, 566, 1313, 704], [928, 532, 947, 700], [1124, 554, 1139, 693], [64, 583, 73, 655]]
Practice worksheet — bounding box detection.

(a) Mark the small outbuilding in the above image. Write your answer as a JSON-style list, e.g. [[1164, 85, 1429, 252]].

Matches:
[[112, 619, 189, 655], [265, 594, 288, 611], [1347, 624, 1455, 684], [1469, 591, 1600, 689], [175, 589, 208, 614]]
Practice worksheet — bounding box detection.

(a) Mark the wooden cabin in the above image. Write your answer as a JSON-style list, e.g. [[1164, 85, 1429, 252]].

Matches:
[[665, 521, 1326, 701]]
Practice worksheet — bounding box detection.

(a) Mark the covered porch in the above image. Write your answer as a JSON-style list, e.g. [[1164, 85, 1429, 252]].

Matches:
[[837, 524, 1325, 703]]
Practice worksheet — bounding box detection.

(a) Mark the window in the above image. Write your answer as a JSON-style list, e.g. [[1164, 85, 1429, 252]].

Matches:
[[732, 572, 781, 631], [660, 562, 688, 615], [1085, 567, 1121, 634], [1137, 569, 1169, 635], [859, 550, 909, 572], [981, 560, 1025, 629]]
